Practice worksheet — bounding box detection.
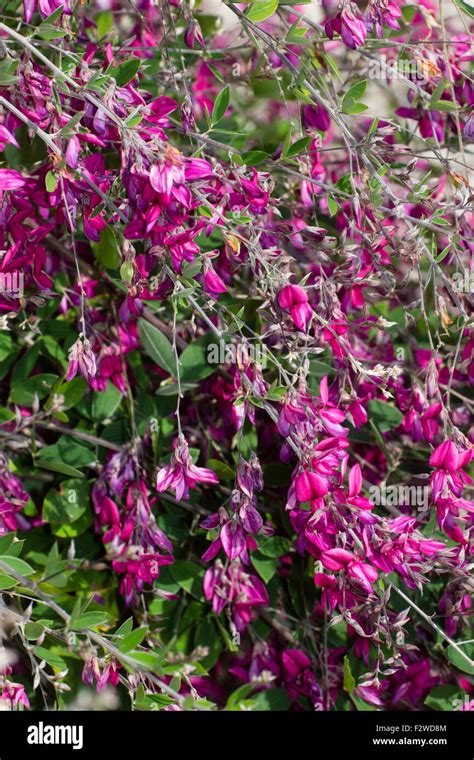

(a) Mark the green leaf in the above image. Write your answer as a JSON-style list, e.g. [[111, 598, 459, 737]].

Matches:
[[341, 99, 368, 115], [96, 10, 113, 37], [345, 79, 367, 101], [0, 556, 35, 577], [425, 685, 460, 711], [446, 644, 474, 675], [367, 399, 404, 432], [321, 51, 343, 82], [109, 59, 141, 87], [0, 573, 17, 590], [258, 536, 291, 558], [120, 260, 134, 285], [211, 86, 230, 126], [56, 377, 87, 409], [251, 552, 277, 582], [0, 535, 23, 555], [117, 626, 148, 653], [195, 617, 223, 670], [37, 440, 95, 469], [9, 374, 58, 406], [36, 458, 85, 479], [170, 560, 205, 600], [138, 319, 176, 375], [206, 459, 234, 481], [285, 136, 311, 158], [115, 617, 134, 637], [454, 0, 474, 17], [0, 333, 13, 362], [226, 682, 257, 708], [250, 688, 291, 710], [0, 407, 15, 423], [91, 382, 123, 422], [351, 694, 378, 711], [51, 510, 92, 538], [246, 0, 278, 23], [180, 334, 216, 382], [24, 622, 45, 640], [92, 225, 120, 269], [367, 117, 379, 139], [327, 195, 338, 217], [123, 651, 163, 674], [70, 611, 110, 631], [134, 693, 174, 710], [0, 59, 19, 87], [34, 647, 67, 671], [12, 345, 40, 382], [343, 655, 356, 693], [341, 80, 368, 115], [37, 24, 67, 40], [155, 382, 198, 396], [45, 171, 58, 193], [241, 150, 270, 166], [430, 100, 459, 112], [43, 480, 90, 525], [39, 5, 65, 24]]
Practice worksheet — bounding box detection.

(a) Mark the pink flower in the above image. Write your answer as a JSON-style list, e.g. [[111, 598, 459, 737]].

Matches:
[[67, 336, 97, 383], [0, 125, 19, 150], [82, 657, 121, 692], [429, 440, 473, 500], [321, 549, 378, 594], [325, 3, 367, 49], [0, 681, 29, 709], [347, 561, 378, 594], [365, 0, 402, 37], [321, 548, 353, 571], [23, 0, 70, 24], [203, 261, 227, 298], [156, 435, 219, 501], [296, 470, 330, 501], [203, 560, 268, 631], [184, 18, 205, 49], [278, 284, 313, 332], [0, 455, 30, 535], [0, 169, 27, 190], [345, 464, 374, 510], [150, 147, 185, 195]]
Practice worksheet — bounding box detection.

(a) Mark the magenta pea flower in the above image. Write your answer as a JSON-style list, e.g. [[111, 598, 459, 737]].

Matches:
[[203, 560, 268, 632], [203, 260, 227, 298], [23, 0, 70, 24], [278, 284, 313, 332], [67, 336, 97, 384], [346, 464, 374, 510], [303, 104, 330, 132], [464, 112, 474, 140], [0, 126, 19, 151], [296, 469, 330, 501], [0, 169, 27, 191], [184, 18, 205, 49], [325, 3, 367, 50], [321, 548, 378, 594], [429, 440, 473, 500], [149, 146, 185, 195], [0, 455, 30, 535], [82, 657, 121, 693], [364, 0, 402, 38], [156, 435, 219, 501], [0, 680, 30, 709]]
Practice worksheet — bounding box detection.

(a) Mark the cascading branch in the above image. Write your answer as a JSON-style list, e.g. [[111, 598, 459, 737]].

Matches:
[[0, 0, 472, 712]]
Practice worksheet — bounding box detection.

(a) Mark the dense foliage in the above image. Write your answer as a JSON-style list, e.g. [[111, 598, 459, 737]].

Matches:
[[0, 0, 472, 713]]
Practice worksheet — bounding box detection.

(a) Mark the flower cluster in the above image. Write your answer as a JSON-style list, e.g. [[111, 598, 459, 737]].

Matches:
[[0, 0, 471, 715]]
